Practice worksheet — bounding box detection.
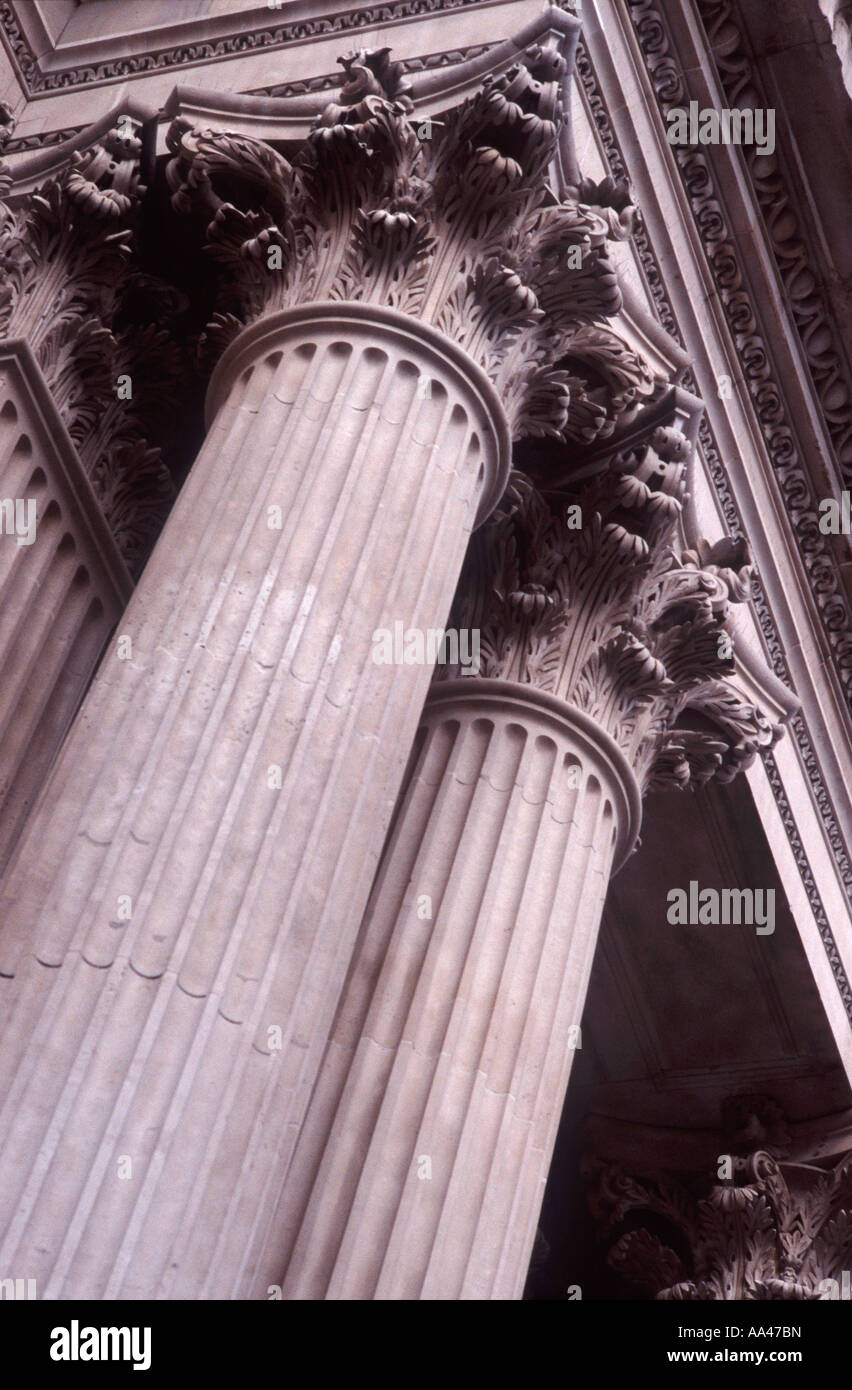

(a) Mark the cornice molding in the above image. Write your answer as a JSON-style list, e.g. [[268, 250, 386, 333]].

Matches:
[[0, 43, 499, 155], [762, 744, 852, 1022], [158, 11, 582, 151], [626, 0, 852, 719], [696, 0, 852, 487], [0, 0, 497, 98]]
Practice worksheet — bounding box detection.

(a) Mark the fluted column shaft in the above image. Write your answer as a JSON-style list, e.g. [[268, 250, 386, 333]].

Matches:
[[0, 342, 131, 874], [278, 678, 641, 1300], [0, 304, 508, 1299]]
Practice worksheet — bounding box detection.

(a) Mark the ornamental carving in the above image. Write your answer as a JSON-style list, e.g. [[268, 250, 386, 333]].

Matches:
[[441, 404, 778, 791], [0, 122, 185, 573], [586, 1100, 852, 1300], [627, 0, 852, 713], [698, 0, 852, 481], [573, 37, 852, 1019], [165, 42, 651, 443]]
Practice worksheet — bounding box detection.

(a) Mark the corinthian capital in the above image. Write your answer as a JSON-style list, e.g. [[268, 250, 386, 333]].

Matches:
[[585, 1099, 852, 1300], [441, 399, 779, 791], [165, 42, 648, 443], [0, 124, 189, 573]]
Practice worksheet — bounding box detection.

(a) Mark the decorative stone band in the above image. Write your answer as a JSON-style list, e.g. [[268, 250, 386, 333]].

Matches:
[[0, 299, 509, 1298], [627, 0, 852, 710], [204, 302, 511, 528], [274, 677, 640, 1301]]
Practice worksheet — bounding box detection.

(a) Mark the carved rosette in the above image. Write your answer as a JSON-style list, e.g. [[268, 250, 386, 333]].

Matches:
[[440, 412, 779, 792], [586, 1102, 852, 1300], [0, 122, 184, 573], [165, 44, 652, 443]]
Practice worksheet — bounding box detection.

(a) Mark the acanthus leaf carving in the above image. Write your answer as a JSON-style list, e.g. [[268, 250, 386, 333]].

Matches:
[[586, 1124, 852, 1300], [165, 41, 640, 445], [441, 399, 779, 791], [627, 0, 852, 715], [0, 124, 192, 574]]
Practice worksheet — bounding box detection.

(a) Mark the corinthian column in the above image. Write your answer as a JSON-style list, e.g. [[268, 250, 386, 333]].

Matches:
[[277, 417, 780, 1300], [0, 114, 180, 870], [0, 42, 642, 1298]]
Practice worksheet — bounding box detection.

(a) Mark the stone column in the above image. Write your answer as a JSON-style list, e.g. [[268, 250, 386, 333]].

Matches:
[[0, 42, 647, 1298], [282, 681, 639, 1301], [0, 342, 131, 875], [0, 114, 184, 868], [276, 420, 780, 1300], [0, 298, 505, 1298]]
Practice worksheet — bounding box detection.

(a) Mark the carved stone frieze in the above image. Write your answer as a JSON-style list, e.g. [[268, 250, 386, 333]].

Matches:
[[586, 1098, 852, 1300], [165, 42, 650, 444], [0, 122, 185, 573], [441, 407, 779, 791]]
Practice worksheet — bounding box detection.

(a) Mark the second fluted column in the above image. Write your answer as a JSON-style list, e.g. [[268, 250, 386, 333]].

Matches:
[[276, 424, 780, 1300]]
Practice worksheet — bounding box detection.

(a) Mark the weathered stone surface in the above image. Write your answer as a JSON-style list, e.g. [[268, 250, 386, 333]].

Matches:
[[165, 41, 646, 445], [0, 341, 130, 875], [0, 115, 182, 575]]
